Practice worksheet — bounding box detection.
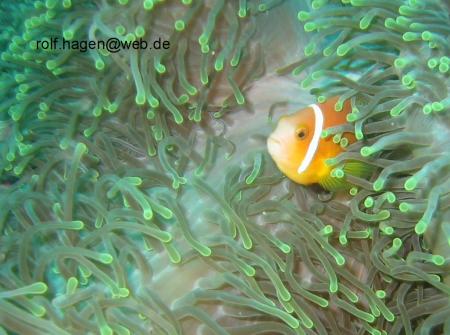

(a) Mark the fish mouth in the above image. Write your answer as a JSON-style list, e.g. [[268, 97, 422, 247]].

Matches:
[[267, 136, 282, 158], [267, 136, 295, 170]]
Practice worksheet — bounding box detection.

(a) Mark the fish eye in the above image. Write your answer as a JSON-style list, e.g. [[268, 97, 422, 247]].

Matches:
[[296, 127, 308, 140]]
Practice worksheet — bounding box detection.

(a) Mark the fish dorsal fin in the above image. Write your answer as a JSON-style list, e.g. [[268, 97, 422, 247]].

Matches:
[[297, 103, 323, 174]]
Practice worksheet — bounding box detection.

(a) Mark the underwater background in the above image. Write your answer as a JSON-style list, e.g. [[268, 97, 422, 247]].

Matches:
[[0, 0, 449, 334]]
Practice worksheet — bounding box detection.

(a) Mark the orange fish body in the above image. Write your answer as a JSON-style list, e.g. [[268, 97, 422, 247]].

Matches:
[[267, 97, 367, 190]]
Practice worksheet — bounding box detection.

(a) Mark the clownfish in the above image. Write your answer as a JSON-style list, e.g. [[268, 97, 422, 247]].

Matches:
[[267, 96, 372, 191]]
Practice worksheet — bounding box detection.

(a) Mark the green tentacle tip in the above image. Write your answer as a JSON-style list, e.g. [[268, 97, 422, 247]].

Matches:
[[258, 4, 268, 12], [174, 20, 185, 31], [173, 114, 184, 125], [46, 60, 57, 70], [423, 104, 432, 114], [300, 77, 313, 88], [421, 31, 432, 41], [279, 243, 291, 254], [99, 253, 114, 264], [112, 287, 130, 298], [15, 73, 26, 82], [378, 210, 391, 220], [197, 245, 212, 257], [135, 93, 146, 105], [332, 134, 342, 144], [143, 0, 154, 10], [304, 22, 317, 32], [6, 152, 16, 162], [359, 16, 371, 30], [95, 59, 105, 71], [143, 208, 153, 220], [122, 177, 144, 190], [158, 207, 173, 220], [125, 33, 135, 42], [321, 225, 333, 236], [381, 224, 394, 235], [115, 25, 126, 35], [334, 101, 343, 112], [364, 196, 374, 208], [286, 316, 300, 330], [100, 326, 113, 335], [244, 265, 256, 277], [45, 0, 57, 9], [201, 44, 209, 54], [427, 58, 438, 69], [360, 146, 374, 157], [373, 179, 384, 191], [63, 29, 74, 40], [394, 57, 407, 69], [337, 44, 350, 56], [166, 245, 182, 264], [312, 0, 326, 9], [431, 255, 445, 266], [178, 94, 189, 104], [75, 142, 88, 155], [72, 220, 85, 230], [317, 95, 326, 103], [349, 187, 358, 196], [148, 96, 159, 108], [431, 102, 443, 112], [333, 168, 344, 179], [329, 280, 338, 293], [335, 254, 346, 266], [172, 177, 187, 189], [404, 177, 417, 191], [214, 58, 224, 72], [242, 236, 253, 250], [107, 102, 118, 113], [402, 32, 420, 42], [304, 42, 316, 56], [385, 192, 396, 203], [146, 110, 155, 120], [375, 290, 386, 299], [401, 75, 414, 86], [439, 63, 449, 73], [297, 11, 310, 21], [198, 34, 208, 45], [66, 277, 78, 294], [28, 282, 48, 295], [346, 113, 357, 122], [415, 220, 427, 235]]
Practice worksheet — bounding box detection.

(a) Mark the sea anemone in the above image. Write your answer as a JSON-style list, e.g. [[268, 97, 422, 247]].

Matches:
[[0, 0, 449, 334]]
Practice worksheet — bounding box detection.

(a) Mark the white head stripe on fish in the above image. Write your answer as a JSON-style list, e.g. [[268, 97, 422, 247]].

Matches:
[[297, 103, 324, 174]]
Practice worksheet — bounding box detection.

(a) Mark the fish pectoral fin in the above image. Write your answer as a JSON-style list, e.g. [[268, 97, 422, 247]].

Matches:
[[343, 161, 375, 179], [319, 161, 375, 191], [319, 174, 349, 191]]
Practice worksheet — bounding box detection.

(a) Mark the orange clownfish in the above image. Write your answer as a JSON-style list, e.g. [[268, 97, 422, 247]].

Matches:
[[267, 97, 371, 191]]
